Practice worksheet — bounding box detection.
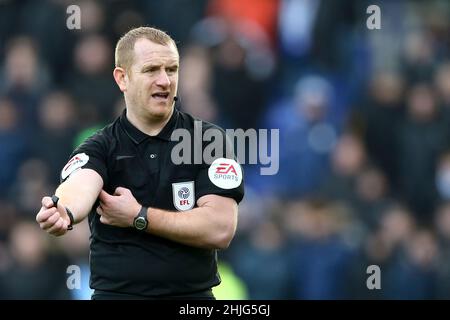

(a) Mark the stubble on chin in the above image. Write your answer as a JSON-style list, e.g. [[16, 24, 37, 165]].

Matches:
[[144, 102, 173, 121]]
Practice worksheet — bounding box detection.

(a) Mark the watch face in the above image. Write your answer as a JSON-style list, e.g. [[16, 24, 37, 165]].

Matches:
[[134, 217, 147, 230]]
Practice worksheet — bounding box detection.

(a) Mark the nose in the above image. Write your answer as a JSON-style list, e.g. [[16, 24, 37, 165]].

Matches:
[[156, 70, 170, 87]]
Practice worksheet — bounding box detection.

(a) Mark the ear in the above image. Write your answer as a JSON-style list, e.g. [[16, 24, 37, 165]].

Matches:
[[113, 67, 128, 92]]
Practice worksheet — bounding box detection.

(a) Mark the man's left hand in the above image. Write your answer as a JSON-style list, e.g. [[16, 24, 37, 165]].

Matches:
[[97, 187, 141, 227]]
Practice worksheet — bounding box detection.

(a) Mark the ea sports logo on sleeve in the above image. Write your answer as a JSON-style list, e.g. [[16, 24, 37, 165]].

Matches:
[[61, 153, 89, 180], [208, 158, 242, 190]]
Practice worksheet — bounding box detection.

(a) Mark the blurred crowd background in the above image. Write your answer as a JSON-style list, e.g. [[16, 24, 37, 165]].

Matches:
[[0, 0, 450, 299]]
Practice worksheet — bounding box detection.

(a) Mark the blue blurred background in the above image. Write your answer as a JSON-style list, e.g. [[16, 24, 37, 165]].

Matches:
[[1, 0, 450, 299]]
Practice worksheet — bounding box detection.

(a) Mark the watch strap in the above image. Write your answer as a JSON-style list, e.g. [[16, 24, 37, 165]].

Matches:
[[51, 195, 74, 231], [138, 206, 148, 219]]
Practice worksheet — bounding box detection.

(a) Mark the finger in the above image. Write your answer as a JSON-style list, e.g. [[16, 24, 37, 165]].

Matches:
[[40, 211, 61, 230], [99, 190, 112, 202], [47, 218, 66, 235], [114, 187, 129, 196], [96, 206, 104, 215], [51, 225, 68, 237], [36, 207, 58, 223], [41, 196, 54, 209], [99, 215, 109, 225], [52, 229, 67, 237]]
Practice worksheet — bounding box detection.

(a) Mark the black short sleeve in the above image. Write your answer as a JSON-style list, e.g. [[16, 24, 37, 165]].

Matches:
[[60, 130, 109, 185], [195, 127, 244, 204], [195, 161, 244, 204]]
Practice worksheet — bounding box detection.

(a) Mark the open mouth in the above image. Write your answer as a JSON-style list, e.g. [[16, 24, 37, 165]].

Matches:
[[151, 92, 170, 101]]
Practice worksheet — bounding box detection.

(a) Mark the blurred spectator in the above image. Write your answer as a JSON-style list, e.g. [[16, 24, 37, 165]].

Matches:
[[401, 32, 437, 85], [8, 159, 53, 219], [353, 166, 392, 229], [65, 34, 119, 122], [179, 45, 218, 123], [278, 0, 320, 60], [384, 229, 438, 299], [190, 16, 274, 129], [0, 36, 51, 131], [321, 132, 366, 203], [230, 219, 293, 299], [1, 36, 50, 94], [396, 84, 447, 221], [310, 0, 361, 71], [138, 0, 208, 46], [257, 75, 337, 198], [31, 91, 78, 185], [207, 0, 279, 47], [348, 231, 393, 299], [0, 0, 19, 56], [435, 62, 450, 132], [0, 220, 71, 299], [210, 22, 270, 130], [358, 71, 405, 184], [78, 0, 105, 33], [0, 97, 28, 194], [0, 198, 18, 242], [348, 204, 416, 299], [14, 0, 76, 82], [286, 199, 356, 299], [378, 205, 416, 248]]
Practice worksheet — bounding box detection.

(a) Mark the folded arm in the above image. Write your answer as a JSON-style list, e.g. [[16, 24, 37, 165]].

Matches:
[[145, 194, 238, 249], [97, 188, 238, 249]]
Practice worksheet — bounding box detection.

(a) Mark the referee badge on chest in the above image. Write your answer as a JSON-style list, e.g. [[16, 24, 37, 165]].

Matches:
[[172, 181, 195, 211]]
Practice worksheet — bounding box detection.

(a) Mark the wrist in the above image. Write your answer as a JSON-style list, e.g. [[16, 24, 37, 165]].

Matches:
[[133, 205, 148, 231], [51, 195, 75, 230]]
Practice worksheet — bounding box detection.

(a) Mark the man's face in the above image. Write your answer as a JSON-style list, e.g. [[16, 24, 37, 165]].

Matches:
[[124, 38, 179, 121]]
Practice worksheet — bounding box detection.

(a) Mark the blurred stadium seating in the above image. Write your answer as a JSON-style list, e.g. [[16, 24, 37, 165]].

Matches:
[[1, 0, 450, 299]]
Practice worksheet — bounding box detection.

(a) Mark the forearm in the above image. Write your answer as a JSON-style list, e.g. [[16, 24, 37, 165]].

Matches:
[[145, 198, 238, 249], [55, 169, 103, 224]]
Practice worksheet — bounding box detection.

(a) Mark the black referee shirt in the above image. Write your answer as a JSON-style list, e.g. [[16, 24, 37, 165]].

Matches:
[[60, 107, 244, 297]]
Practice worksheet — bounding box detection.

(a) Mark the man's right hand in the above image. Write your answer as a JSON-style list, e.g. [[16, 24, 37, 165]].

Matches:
[[36, 196, 70, 236]]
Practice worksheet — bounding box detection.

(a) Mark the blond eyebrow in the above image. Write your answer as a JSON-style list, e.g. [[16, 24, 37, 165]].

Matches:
[[141, 64, 160, 72], [141, 63, 179, 72], [165, 62, 179, 69]]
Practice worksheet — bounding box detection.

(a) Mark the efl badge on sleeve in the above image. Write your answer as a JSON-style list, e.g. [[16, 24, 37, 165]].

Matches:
[[172, 181, 195, 211]]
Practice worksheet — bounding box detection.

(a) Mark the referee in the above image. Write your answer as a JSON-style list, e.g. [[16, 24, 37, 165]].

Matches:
[[35, 27, 244, 300]]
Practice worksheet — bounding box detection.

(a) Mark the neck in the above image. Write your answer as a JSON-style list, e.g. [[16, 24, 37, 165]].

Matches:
[[126, 107, 174, 136]]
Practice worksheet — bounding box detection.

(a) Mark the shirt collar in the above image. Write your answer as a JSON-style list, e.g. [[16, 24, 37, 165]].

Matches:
[[120, 108, 179, 144]]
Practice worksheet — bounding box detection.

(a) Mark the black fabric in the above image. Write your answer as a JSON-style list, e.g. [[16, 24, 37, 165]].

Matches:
[[60, 107, 244, 297]]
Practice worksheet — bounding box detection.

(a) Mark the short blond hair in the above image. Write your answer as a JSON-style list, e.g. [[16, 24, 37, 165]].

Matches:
[[115, 26, 177, 72]]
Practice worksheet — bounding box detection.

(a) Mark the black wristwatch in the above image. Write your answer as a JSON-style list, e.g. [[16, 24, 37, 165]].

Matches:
[[133, 206, 148, 231]]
